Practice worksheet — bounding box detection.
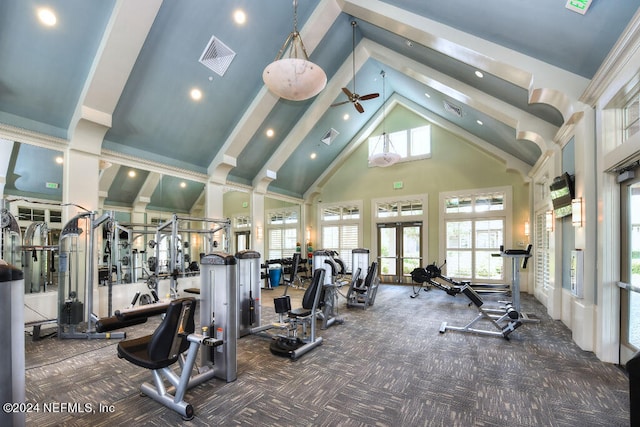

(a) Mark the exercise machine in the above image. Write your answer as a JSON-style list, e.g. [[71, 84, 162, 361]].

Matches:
[[346, 261, 379, 309], [150, 214, 230, 297], [57, 210, 128, 339], [410, 258, 525, 339], [269, 268, 325, 360], [117, 252, 238, 420], [236, 250, 261, 337], [22, 221, 57, 293], [1, 200, 21, 267], [313, 249, 345, 329]]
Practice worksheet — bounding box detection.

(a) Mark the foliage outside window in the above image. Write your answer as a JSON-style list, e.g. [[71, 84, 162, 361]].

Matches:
[[442, 189, 508, 281]]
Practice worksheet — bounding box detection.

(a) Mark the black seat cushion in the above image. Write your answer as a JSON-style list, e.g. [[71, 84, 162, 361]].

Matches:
[[117, 298, 196, 370]]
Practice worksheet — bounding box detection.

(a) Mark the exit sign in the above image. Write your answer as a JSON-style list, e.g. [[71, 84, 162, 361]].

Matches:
[[566, 0, 592, 15], [45, 182, 59, 189]]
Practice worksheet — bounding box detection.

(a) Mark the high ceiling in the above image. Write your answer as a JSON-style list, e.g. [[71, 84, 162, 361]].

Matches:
[[0, 0, 638, 211]]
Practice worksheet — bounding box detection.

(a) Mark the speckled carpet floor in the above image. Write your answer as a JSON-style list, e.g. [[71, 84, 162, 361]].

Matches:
[[24, 283, 630, 426]]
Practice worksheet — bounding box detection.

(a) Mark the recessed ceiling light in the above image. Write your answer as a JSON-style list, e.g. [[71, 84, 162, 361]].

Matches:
[[343, 113, 349, 121], [233, 9, 246, 25], [475, 70, 484, 78], [310, 152, 317, 159], [424, 92, 431, 98], [37, 8, 57, 26], [55, 156, 63, 164], [190, 88, 202, 101], [266, 128, 275, 137], [476, 119, 484, 126], [128, 170, 136, 178], [180, 182, 187, 188]]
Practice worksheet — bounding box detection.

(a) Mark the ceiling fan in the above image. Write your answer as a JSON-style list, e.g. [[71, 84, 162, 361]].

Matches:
[[331, 21, 379, 113]]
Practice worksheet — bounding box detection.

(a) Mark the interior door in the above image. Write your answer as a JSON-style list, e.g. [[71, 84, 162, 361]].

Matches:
[[377, 222, 422, 283], [235, 231, 250, 252], [620, 171, 640, 364]]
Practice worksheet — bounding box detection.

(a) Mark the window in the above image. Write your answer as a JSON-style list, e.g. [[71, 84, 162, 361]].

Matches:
[[18, 207, 45, 222], [376, 200, 423, 218], [234, 215, 250, 229], [441, 188, 509, 282], [368, 125, 431, 165], [534, 210, 550, 291], [267, 209, 298, 260], [50, 210, 62, 223], [319, 203, 362, 272], [624, 94, 640, 142]]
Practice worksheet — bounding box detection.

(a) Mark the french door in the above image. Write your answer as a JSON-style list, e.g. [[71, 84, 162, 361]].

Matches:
[[377, 222, 422, 283], [620, 171, 640, 364]]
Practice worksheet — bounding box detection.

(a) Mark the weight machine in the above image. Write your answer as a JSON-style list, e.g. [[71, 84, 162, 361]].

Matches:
[[313, 250, 345, 329], [150, 214, 230, 298], [117, 252, 238, 420], [22, 221, 57, 293], [0, 200, 21, 266], [57, 210, 127, 339]]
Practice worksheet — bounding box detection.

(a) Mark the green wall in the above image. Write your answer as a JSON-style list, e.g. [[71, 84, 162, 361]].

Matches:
[[315, 106, 530, 262]]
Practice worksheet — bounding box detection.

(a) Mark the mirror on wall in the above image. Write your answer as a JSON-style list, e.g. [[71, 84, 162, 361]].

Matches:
[[224, 188, 251, 253], [1, 141, 64, 294]]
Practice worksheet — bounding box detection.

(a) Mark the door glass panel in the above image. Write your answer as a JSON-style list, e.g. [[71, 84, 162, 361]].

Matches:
[[379, 227, 397, 276], [402, 226, 421, 275]]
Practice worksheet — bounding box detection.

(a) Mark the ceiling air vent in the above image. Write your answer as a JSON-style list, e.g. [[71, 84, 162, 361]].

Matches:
[[199, 35, 236, 77], [321, 128, 339, 145], [443, 100, 463, 118]]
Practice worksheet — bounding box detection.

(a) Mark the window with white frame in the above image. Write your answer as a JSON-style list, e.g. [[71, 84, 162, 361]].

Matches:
[[234, 215, 251, 229], [368, 125, 431, 164], [320, 203, 362, 272], [267, 208, 298, 260], [624, 93, 640, 142], [441, 188, 509, 282], [375, 199, 423, 218]]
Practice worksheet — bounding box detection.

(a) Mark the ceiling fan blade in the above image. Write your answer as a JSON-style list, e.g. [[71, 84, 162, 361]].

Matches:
[[330, 100, 351, 107], [341, 87, 353, 98], [359, 93, 380, 101], [354, 102, 364, 114]]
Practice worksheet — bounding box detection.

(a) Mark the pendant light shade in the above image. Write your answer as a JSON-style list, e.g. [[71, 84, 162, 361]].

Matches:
[[263, 58, 326, 101], [368, 71, 400, 167], [262, 0, 326, 101]]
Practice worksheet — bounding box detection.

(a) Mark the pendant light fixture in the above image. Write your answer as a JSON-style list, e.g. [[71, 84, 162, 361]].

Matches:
[[262, 0, 327, 101], [368, 70, 400, 167]]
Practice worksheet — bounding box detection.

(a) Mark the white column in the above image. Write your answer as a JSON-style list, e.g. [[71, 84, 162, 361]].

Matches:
[[205, 181, 225, 252], [251, 191, 265, 259]]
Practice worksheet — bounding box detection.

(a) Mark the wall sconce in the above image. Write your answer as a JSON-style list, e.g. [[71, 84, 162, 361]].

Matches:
[[306, 227, 311, 242], [572, 198, 582, 227], [256, 225, 263, 240], [545, 210, 554, 232], [524, 221, 530, 237]]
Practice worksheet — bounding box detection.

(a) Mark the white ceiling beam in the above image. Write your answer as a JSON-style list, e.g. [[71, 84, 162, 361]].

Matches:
[[209, 0, 343, 181]]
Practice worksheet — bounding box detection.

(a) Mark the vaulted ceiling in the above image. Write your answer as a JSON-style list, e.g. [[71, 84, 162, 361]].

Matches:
[[0, 0, 638, 212]]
